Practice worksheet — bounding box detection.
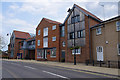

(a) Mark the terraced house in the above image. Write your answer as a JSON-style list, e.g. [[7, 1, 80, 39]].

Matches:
[[91, 16, 120, 62], [63, 4, 102, 62], [35, 4, 102, 62], [35, 18, 61, 61], [8, 30, 31, 59], [19, 37, 35, 59]]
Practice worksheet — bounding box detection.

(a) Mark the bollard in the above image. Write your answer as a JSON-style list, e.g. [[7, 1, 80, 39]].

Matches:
[[108, 61, 110, 68], [118, 61, 120, 69], [85, 60, 89, 66], [100, 60, 102, 67], [92, 60, 94, 66]]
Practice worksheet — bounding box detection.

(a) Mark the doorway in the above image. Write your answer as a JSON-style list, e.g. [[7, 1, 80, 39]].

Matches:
[[96, 46, 103, 61]]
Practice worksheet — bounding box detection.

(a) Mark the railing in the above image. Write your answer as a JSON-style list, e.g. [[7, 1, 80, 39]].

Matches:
[[85, 60, 120, 69]]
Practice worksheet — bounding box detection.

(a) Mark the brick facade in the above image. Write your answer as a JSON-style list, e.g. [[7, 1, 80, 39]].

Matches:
[[35, 18, 61, 61], [64, 4, 101, 63]]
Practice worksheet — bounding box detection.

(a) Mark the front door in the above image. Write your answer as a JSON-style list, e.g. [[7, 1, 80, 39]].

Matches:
[[96, 46, 103, 61], [61, 50, 65, 62], [44, 50, 47, 59]]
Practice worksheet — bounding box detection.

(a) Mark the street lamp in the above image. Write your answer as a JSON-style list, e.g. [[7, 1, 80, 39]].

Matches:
[[68, 7, 76, 65], [73, 7, 76, 65]]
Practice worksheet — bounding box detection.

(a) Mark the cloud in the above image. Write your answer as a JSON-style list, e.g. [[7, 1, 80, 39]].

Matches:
[[2, 18, 36, 34]]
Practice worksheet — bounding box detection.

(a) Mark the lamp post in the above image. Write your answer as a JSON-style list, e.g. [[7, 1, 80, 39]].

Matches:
[[68, 7, 76, 65], [73, 7, 76, 65]]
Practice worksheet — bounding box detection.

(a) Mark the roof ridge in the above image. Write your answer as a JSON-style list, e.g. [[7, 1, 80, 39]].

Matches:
[[74, 4, 102, 21], [43, 17, 62, 24], [13, 30, 30, 34]]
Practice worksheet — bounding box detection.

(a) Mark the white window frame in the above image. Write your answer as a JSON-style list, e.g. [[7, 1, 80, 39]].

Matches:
[[37, 50, 44, 59], [43, 27, 48, 37], [37, 40, 40, 46], [117, 44, 120, 55], [38, 30, 40, 35], [52, 36, 56, 41], [52, 25, 56, 30], [96, 28, 101, 35], [62, 41, 65, 47], [43, 37, 48, 47], [72, 48, 81, 55], [116, 21, 120, 31], [50, 48, 56, 58]]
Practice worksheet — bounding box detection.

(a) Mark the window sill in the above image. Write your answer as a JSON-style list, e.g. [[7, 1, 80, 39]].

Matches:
[[96, 33, 102, 36], [53, 41, 55, 42], [50, 56, 56, 58], [116, 30, 120, 32]]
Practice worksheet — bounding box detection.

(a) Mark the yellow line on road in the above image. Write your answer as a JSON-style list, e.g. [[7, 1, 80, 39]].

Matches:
[[3, 66, 20, 78], [44, 65, 119, 78]]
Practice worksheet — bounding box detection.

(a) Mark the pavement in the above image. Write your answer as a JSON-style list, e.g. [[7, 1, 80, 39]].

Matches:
[[2, 59, 120, 79]]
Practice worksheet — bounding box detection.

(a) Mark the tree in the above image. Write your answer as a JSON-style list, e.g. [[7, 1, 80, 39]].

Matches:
[[0, 35, 7, 50]]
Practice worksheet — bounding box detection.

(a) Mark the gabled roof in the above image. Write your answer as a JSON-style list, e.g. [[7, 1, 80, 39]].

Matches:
[[90, 15, 120, 29], [43, 18, 62, 24], [13, 30, 31, 39], [75, 4, 102, 21], [63, 4, 102, 24]]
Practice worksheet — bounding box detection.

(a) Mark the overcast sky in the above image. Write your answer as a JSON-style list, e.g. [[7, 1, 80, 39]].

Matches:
[[0, 0, 120, 51]]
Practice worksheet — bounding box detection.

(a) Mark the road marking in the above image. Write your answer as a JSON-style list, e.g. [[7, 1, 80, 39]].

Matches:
[[43, 70, 68, 79], [51, 66, 119, 78], [24, 66, 36, 70]]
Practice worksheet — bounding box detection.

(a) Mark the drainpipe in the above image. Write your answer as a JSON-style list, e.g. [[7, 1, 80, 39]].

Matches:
[[88, 15, 92, 62]]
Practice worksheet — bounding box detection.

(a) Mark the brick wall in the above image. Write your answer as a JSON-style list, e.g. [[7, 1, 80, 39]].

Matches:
[[65, 15, 100, 63], [35, 18, 61, 61]]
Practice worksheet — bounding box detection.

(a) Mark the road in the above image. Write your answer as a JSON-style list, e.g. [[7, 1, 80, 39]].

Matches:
[[2, 60, 119, 80]]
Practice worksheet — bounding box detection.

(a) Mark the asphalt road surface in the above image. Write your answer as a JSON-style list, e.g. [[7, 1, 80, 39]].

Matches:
[[2, 60, 119, 80]]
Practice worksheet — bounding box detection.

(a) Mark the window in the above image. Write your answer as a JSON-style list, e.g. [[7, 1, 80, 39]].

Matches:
[[43, 27, 48, 36], [71, 15, 80, 24], [52, 36, 56, 41], [77, 30, 84, 38], [38, 40, 40, 46], [52, 25, 56, 30], [21, 42, 23, 47], [37, 50, 44, 59], [43, 37, 48, 47], [71, 17, 75, 24], [116, 21, 120, 31], [31, 41, 34, 45], [96, 28, 101, 35], [62, 41, 65, 47], [72, 48, 81, 54], [75, 16, 77, 23], [50, 48, 56, 57], [118, 44, 120, 55], [38, 30, 40, 35], [60, 26, 65, 37], [77, 15, 80, 22], [69, 32, 74, 39], [97, 47, 103, 52]]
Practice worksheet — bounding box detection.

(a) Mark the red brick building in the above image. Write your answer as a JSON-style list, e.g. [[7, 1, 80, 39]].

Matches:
[[8, 30, 31, 59], [35, 18, 61, 61], [63, 4, 102, 63], [19, 37, 35, 59]]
